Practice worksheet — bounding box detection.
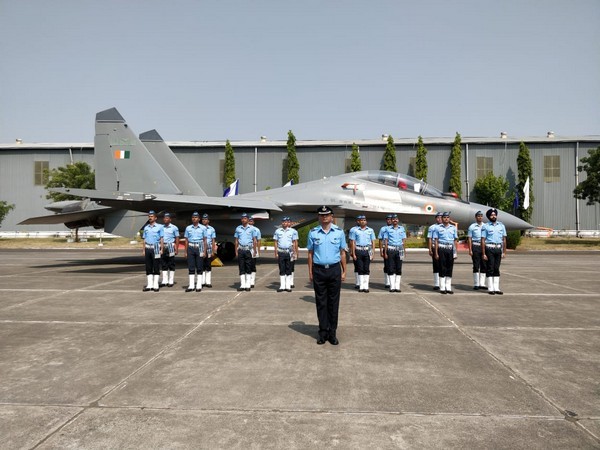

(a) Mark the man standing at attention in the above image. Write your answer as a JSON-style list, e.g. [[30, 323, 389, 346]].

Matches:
[[378, 214, 393, 289], [248, 217, 261, 288], [467, 211, 486, 290], [160, 212, 179, 288], [307, 206, 348, 346], [481, 208, 507, 295], [433, 212, 458, 294], [383, 214, 407, 293], [142, 210, 164, 292], [427, 212, 443, 290], [349, 215, 376, 293], [234, 213, 257, 291], [184, 212, 207, 293], [274, 216, 298, 292], [201, 213, 217, 288]]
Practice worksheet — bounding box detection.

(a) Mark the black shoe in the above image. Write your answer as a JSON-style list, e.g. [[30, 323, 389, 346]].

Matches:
[[185, 288, 194, 292], [205, 284, 212, 288], [196, 288, 202, 292], [143, 287, 151, 292], [364, 289, 369, 293], [385, 285, 390, 289], [251, 285, 255, 288], [433, 286, 440, 291], [317, 338, 327, 345], [238, 287, 245, 292], [495, 291, 504, 295], [489, 291, 496, 295], [355, 285, 360, 290], [473, 286, 479, 290], [160, 282, 168, 287], [441, 290, 447, 294], [389, 289, 395, 293], [447, 290, 454, 295], [167, 283, 174, 288], [291, 284, 295, 288], [245, 288, 251, 291], [328, 336, 339, 345], [286, 289, 292, 292], [277, 288, 285, 292], [153, 288, 160, 292]]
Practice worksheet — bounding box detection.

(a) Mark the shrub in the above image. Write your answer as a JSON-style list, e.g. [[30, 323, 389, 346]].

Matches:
[[506, 230, 522, 250]]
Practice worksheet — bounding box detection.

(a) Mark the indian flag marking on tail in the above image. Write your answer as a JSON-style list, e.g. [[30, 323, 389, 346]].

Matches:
[[114, 150, 131, 159]]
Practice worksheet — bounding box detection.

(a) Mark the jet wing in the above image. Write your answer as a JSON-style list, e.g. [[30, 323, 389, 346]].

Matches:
[[18, 206, 112, 225], [49, 188, 282, 212]]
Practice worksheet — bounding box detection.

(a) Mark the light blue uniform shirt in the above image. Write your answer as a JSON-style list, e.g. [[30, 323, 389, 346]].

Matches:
[[307, 224, 348, 265], [433, 224, 458, 244], [378, 225, 390, 240], [274, 227, 298, 249], [162, 224, 179, 244], [467, 223, 483, 241], [143, 223, 164, 245], [204, 225, 216, 246], [481, 221, 507, 244], [185, 224, 206, 243], [427, 223, 441, 239], [251, 225, 262, 241], [385, 225, 407, 246], [234, 225, 255, 247], [350, 226, 376, 247]]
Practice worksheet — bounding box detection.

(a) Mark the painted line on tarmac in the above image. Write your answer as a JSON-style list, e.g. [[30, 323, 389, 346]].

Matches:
[[502, 270, 594, 294]]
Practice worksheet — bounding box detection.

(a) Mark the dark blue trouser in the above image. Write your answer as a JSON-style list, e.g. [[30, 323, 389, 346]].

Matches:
[[238, 249, 253, 275], [485, 246, 502, 277], [145, 247, 160, 275], [187, 245, 203, 275], [313, 263, 341, 339]]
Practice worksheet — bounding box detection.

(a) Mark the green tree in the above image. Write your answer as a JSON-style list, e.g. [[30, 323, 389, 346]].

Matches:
[[286, 130, 300, 184], [448, 132, 462, 197], [44, 161, 95, 242], [473, 172, 511, 211], [349, 143, 361, 172], [0, 201, 15, 228], [224, 140, 236, 187], [574, 146, 600, 205], [415, 135, 428, 181], [45, 161, 95, 202], [382, 135, 397, 172], [516, 141, 534, 223]]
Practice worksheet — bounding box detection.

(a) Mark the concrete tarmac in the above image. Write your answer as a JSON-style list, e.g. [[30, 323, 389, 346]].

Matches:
[[0, 249, 599, 449]]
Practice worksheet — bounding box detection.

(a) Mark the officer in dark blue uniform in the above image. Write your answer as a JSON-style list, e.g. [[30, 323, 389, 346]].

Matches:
[[307, 206, 348, 345]]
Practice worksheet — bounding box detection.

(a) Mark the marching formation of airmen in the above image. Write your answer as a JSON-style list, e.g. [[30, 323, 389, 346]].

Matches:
[[141, 208, 508, 296]]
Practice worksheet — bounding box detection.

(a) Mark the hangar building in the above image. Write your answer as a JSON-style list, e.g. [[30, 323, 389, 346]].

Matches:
[[0, 134, 598, 233]]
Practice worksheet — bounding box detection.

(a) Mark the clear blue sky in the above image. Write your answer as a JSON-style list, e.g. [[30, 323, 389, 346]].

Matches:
[[1, 0, 599, 143]]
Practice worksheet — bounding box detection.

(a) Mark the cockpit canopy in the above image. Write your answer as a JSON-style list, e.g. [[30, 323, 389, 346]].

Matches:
[[357, 171, 445, 198]]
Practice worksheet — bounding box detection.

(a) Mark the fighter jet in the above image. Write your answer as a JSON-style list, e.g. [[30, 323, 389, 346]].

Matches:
[[21, 108, 532, 258]]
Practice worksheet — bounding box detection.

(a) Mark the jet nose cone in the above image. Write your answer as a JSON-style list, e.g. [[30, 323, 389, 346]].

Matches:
[[470, 202, 533, 230], [500, 214, 533, 231]]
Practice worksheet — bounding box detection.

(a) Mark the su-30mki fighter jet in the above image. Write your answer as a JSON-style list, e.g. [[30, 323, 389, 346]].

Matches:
[[22, 108, 532, 259]]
